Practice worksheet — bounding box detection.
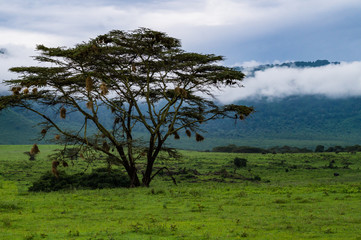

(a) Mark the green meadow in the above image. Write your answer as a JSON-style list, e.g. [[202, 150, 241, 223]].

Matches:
[[1, 145, 361, 239]]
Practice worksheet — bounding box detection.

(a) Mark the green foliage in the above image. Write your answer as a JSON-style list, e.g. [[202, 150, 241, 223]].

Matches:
[[233, 157, 247, 168], [29, 168, 130, 192], [315, 145, 325, 152]]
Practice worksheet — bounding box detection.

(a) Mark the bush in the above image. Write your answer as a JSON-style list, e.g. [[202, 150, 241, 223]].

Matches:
[[234, 158, 247, 169], [29, 168, 130, 192]]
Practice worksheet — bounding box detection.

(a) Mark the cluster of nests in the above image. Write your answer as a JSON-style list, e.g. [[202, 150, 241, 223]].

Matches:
[[11, 87, 38, 95], [40, 128, 61, 141], [170, 127, 204, 142], [51, 160, 68, 178], [86, 76, 108, 95], [29, 144, 68, 178]]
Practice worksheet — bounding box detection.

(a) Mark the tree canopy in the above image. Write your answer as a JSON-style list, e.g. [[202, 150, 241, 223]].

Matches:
[[0, 28, 253, 187]]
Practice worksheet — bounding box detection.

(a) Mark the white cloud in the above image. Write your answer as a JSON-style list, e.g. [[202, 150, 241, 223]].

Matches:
[[0, 45, 37, 92], [1, 0, 361, 98], [1, 0, 360, 49], [217, 61, 361, 103]]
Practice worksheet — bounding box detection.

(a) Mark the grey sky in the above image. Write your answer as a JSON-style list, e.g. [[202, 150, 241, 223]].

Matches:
[[1, 0, 361, 101]]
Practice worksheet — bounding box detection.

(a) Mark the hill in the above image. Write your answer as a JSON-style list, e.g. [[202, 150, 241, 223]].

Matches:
[[202, 95, 361, 149], [1, 95, 361, 150]]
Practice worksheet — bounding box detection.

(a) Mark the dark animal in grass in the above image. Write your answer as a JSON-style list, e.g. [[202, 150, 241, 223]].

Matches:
[[334, 173, 340, 177]]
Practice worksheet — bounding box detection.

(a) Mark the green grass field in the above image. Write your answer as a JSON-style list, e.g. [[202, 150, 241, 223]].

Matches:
[[1, 145, 361, 239]]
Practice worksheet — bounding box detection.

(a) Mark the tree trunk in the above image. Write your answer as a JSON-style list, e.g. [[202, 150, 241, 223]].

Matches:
[[142, 158, 155, 187], [126, 166, 141, 187], [142, 175, 151, 187]]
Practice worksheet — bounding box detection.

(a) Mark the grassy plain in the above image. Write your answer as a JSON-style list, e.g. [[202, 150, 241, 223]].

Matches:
[[0, 145, 361, 239]]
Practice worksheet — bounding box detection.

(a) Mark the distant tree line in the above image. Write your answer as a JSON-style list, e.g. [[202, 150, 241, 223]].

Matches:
[[212, 144, 361, 154], [314, 145, 361, 153]]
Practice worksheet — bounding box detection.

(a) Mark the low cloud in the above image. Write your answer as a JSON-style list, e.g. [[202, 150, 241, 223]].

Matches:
[[0, 45, 37, 92], [217, 61, 361, 103], [1, 0, 361, 53]]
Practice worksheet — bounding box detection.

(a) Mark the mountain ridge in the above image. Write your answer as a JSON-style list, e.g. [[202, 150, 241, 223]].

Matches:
[[1, 95, 361, 150]]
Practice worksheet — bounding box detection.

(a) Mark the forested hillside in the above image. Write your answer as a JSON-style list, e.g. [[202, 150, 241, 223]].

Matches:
[[1, 95, 361, 150]]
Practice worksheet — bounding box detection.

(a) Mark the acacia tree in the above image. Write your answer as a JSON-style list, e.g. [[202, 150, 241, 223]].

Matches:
[[0, 28, 253, 187]]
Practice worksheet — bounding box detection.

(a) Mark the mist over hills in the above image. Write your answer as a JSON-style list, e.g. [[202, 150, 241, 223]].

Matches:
[[234, 60, 340, 78], [1, 60, 361, 150], [1, 95, 361, 150]]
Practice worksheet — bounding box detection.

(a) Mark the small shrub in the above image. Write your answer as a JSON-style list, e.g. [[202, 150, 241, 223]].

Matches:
[[29, 168, 130, 192], [234, 158, 247, 169]]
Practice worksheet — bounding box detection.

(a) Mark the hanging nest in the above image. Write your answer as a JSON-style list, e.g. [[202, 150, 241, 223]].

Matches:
[[110, 106, 116, 113], [174, 131, 180, 140], [131, 63, 136, 72], [11, 87, 21, 95], [198, 115, 205, 124], [32, 88, 38, 94], [99, 82, 109, 95], [30, 144, 40, 155], [23, 88, 29, 95], [92, 44, 98, 52], [86, 101, 93, 110], [103, 141, 110, 152], [174, 87, 187, 98], [195, 133, 204, 142], [180, 88, 188, 98], [114, 117, 120, 124], [185, 129, 192, 138], [55, 134, 61, 140], [86, 76, 93, 92], [52, 161, 60, 178], [174, 87, 181, 96], [60, 107, 66, 119], [52, 160, 59, 168], [41, 129, 47, 136]]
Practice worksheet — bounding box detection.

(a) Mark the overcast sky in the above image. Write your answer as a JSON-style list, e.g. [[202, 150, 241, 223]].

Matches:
[[1, 0, 361, 101]]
